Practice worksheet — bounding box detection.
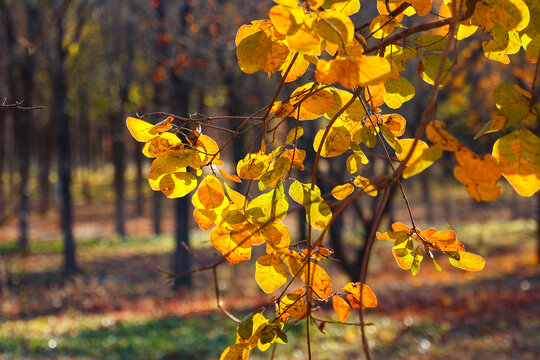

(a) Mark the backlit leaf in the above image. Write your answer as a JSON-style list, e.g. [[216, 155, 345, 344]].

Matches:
[[420, 54, 452, 86], [396, 139, 442, 178], [302, 262, 332, 299], [343, 282, 377, 309], [289, 180, 332, 230], [210, 223, 253, 265], [412, 0, 432, 16], [448, 251, 486, 271], [313, 126, 351, 157], [279, 288, 307, 320], [332, 183, 354, 200], [197, 175, 225, 209], [290, 83, 335, 120], [411, 246, 423, 276], [220, 343, 251, 360], [369, 15, 402, 39], [332, 0, 361, 15], [256, 254, 288, 293], [426, 120, 462, 151], [332, 295, 350, 322], [384, 76, 415, 109], [353, 175, 377, 196], [314, 10, 355, 46], [247, 183, 289, 224], [159, 172, 197, 198], [454, 148, 502, 201], [492, 127, 540, 196], [142, 132, 183, 158], [127, 117, 169, 142]]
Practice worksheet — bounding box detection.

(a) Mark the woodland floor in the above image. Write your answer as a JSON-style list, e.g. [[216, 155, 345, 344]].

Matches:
[[0, 186, 538, 360]]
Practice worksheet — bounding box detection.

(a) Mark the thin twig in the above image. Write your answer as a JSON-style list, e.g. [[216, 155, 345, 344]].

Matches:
[[0, 98, 43, 111]]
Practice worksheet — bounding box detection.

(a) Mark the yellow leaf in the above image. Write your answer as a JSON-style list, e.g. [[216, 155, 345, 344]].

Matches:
[[286, 126, 304, 144], [256, 254, 288, 293], [220, 343, 251, 360], [384, 76, 415, 109], [313, 126, 351, 157], [290, 83, 335, 120], [420, 53, 452, 87], [369, 15, 402, 39], [280, 52, 310, 82], [269, 5, 302, 35], [426, 120, 462, 151], [353, 175, 377, 196], [159, 172, 197, 198], [126, 117, 164, 142], [392, 237, 414, 270], [332, 183, 354, 200], [237, 151, 271, 180], [412, 0, 432, 17], [210, 223, 253, 265], [197, 175, 225, 209], [316, 55, 391, 89], [332, 0, 361, 15], [218, 169, 242, 184], [148, 151, 196, 190], [454, 148, 502, 202], [142, 132, 183, 158], [314, 10, 355, 46], [302, 263, 332, 299], [263, 222, 291, 254], [289, 180, 332, 230], [247, 183, 289, 224], [448, 251, 486, 272], [396, 139, 442, 178], [343, 282, 377, 309], [281, 149, 306, 170], [280, 249, 304, 277], [346, 153, 367, 173], [279, 288, 307, 320], [427, 230, 465, 252], [471, 0, 530, 32], [379, 114, 407, 137], [492, 127, 540, 196], [332, 295, 350, 322]]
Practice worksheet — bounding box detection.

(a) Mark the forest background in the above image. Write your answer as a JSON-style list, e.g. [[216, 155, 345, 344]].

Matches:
[[0, 0, 539, 359]]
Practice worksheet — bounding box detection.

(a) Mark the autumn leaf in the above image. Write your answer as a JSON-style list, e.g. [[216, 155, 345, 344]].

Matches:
[[396, 139, 442, 178], [492, 127, 540, 197], [313, 126, 351, 157], [126, 116, 171, 142], [210, 223, 253, 265], [448, 251, 486, 272], [197, 175, 225, 209], [343, 282, 377, 309], [220, 343, 251, 360], [289, 180, 332, 230], [332, 295, 350, 322], [302, 262, 332, 299], [247, 183, 289, 224], [331, 183, 354, 200], [158, 172, 197, 198], [454, 148, 502, 202], [279, 288, 307, 320], [256, 254, 288, 293]]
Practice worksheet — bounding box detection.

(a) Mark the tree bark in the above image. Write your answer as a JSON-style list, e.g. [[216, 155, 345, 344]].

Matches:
[[111, 114, 126, 238], [55, 18, 77, 274]]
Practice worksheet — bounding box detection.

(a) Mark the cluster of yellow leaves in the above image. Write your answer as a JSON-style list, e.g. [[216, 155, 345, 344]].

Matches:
[[377, 222, 485, 275], [126, 117, 223, 199]]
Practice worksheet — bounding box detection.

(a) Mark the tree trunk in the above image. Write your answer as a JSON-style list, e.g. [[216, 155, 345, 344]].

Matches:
[[135, 141, 144, 216], [111, 114, 126, 237], [55, 19, 77, 275], [173, 196, 191, 288]]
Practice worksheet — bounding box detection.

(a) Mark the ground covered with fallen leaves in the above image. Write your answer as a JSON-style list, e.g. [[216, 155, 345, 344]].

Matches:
[[0, 190, 538, 360]]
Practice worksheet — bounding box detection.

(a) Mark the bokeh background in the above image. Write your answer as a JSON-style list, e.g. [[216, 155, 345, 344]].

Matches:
[[0, 0, 539, 359]]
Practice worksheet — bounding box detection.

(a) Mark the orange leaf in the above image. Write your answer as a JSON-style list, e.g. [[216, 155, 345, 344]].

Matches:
[[343, 282, 377, 309], [332, 295, 350, 322], [302, 263, 332, 299]]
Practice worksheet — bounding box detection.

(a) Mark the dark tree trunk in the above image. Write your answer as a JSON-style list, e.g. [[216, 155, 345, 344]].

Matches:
[[111, 114, 126, 237], [38, 109, 55, 215], [55, 19, 77, 274], [135, 141, 144, 216], [173, 196, 191, 288], [0, 112, 5, 225], [152, 192, 162, 235]]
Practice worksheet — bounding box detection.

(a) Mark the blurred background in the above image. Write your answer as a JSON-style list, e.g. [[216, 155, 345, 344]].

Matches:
[[0, 0, 539, 359]]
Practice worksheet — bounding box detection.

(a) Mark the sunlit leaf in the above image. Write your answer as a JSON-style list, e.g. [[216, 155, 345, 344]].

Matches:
[[219, 343, 251, 360], [454, 148, 502, 202], [343, 282, 377, 309], [332, 0, 361, 15], [420, 53, 452, 86], [313, 126, 351, 157], [396, 139, 442, 178], [256, 254, 288, 293], [492, 127, 540, 196], [210, 223, 253, 265], [290, 83, 335, 120], [384, 76, 415, 109], [369, 15, 402, 39], [279, 288, 307, 320], [289, 180, 332, 230], [302, 262, 332, 299], [247, 183, 289, 224], [426, 120, 462, 151], [353, 175, 377, 196], [142, 132, 183, 158], [448, 251, 486, 271], [263, 222, 291, 253], [332, 183, 354, 200], [332, 295, 350, 322], [412, 0, 432, 16], [197, 175, 225, 209], [159, 171, 197, 198], [314, 10, 355, 46], [411, 246, 423, 276], [127, 117, 171, 142]]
